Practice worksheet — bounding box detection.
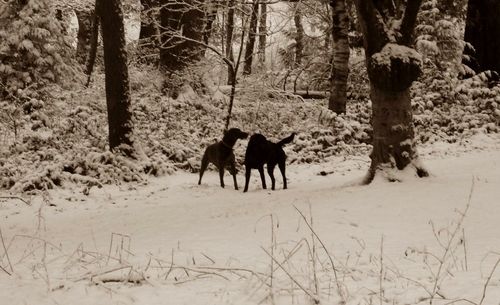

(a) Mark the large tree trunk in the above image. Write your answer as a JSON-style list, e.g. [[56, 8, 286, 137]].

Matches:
[[257, 2, 267, 68], [183, 3, 205, 61], [75, 9, 93, 64], [139, 0, 160, 55], [293, 2, 304, 67], [463, 0, 500, 75], [329, 0, 350, 114], [243, 0, 259, 75], [98, 0, 136, 156], [225, 0, 236, 84], [354, 0, 428, 182], [160, 1, 184, 72], [139, 0, 157, 40], [159, 0, 205, 72]]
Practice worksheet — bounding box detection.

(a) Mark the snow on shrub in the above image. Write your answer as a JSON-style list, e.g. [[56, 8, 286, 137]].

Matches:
[[1, 60, 499, 193]]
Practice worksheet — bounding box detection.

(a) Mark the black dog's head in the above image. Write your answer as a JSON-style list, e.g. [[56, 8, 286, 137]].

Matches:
[[222, 128, 249, 147]]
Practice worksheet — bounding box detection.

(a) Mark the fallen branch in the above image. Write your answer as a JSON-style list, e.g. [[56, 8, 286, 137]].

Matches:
[[0, 196, 31, 206]]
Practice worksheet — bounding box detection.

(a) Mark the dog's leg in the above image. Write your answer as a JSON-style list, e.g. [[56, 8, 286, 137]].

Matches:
[[230, 161, 238, 190], [258, 166, 267, 189], [278, 160, 287, 189], [219, 166, 225, 188], [267, 164, 276, 190], [198, 152, 209, 185], [244, 166, 251, 192]]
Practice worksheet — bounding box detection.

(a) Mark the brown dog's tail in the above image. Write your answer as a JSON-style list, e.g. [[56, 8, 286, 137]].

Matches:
[[277, 133, 296, 147]]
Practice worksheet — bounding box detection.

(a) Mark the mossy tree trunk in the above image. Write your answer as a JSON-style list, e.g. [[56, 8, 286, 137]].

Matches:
[[329, 0, 350, 114], [98, 0, 136, 157], [353, 0, 428, 182]]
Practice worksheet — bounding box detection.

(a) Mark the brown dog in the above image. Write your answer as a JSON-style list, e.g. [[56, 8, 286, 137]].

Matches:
[[243, 133, 295, 192], [198, 128, 248, 189]]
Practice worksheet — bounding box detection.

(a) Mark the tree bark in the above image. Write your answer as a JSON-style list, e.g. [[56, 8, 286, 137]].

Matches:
[[329, 0, 350, 114], [243, 0, 259, 75], [98, 0, 136, 156], [75, 9, 93, 64], [463, 0, 500, 75], [293, 2, 304, 67], [353, 0, 428, 182]]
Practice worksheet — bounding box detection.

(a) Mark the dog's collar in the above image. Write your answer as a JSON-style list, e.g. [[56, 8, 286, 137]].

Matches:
[[221, 140, 232, 148]]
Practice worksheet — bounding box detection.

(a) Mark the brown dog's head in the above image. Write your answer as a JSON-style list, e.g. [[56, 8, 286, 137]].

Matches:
[[225, 128, 249, 139], [223, 128, 249, 147]]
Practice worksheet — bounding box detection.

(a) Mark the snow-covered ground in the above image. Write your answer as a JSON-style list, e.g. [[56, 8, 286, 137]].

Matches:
[[1, 135, 500, 305]]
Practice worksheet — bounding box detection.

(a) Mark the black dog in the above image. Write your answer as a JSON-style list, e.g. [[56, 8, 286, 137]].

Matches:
[[243, 133, 295, 192], [198, 128, 248, 189]]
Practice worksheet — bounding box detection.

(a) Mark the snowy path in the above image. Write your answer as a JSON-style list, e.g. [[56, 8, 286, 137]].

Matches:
[[1, 142, 500, 305]]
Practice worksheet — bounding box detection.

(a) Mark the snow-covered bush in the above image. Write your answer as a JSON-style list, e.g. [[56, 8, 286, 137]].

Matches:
[[0, 0, 77, 99], [416, 0, 467, 75]]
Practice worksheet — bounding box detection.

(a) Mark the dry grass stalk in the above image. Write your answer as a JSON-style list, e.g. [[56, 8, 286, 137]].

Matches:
[[429, 178, 474, 305], [293, 205, 346, 304], [261, 246, 320, 304]]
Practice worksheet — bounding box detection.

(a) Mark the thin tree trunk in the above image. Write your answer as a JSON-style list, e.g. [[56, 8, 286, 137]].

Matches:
[[226, 0, 235, 84], [257, 2, 267, 68], [75, 9, 93, 64], [243, 0, 259, 75], [85, 4, 99, 87], [329, 0, 350, 114], [293, 2, 304, 67], [98, 0, 136, 156]]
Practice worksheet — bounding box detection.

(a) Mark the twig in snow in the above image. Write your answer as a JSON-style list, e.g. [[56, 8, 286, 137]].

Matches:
[[379, 235, 384, 305], [0, 225, 13, 274], [462, 228, 468, 271], [430, 178, 474, 305], [478, 258, 500, 305]]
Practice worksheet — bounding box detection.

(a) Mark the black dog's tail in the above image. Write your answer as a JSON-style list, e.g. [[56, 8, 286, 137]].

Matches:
[[277, 133, 296, 147]]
